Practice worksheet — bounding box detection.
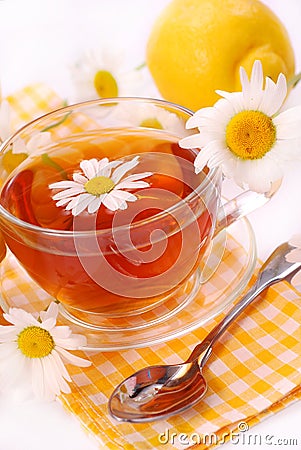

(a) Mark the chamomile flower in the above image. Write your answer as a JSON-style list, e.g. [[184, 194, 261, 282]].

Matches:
[[0, 302, 91, 401], [0, 99, 53, 173], [286, 235, 301, 288], [70, 48, 146, 102], [2, 130, 52, 173], [180, 60, 301, 193], [14, 132, 52, 155], [108, 101, 192, 137], [50, 156, 152, 216]]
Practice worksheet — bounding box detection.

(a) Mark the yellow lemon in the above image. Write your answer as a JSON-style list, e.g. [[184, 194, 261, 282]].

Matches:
[[146, 0, 295, 110]]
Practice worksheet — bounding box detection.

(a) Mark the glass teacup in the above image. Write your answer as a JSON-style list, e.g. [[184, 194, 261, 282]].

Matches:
[[0, 98, 271, 329]]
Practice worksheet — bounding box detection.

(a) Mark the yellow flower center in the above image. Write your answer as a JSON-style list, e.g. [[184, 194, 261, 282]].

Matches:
[[17, 326, 54, 358], [94, 70, 118, 98], [225, 110, 276, 160], [85, 176, 115, 196], [139, 118, 163, 129]]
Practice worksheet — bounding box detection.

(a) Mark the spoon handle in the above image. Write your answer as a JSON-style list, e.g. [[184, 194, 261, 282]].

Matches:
[[187, 242, 301, 367]]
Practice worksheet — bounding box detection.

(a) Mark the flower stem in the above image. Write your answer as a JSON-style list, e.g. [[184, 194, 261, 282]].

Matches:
[[41, 105, 70, 132], [135, 62, 146, 71], [41, 153, 68, 179], [288, 71, 301, 89]]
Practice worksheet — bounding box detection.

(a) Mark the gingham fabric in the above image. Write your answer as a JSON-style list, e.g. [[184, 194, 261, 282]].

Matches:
[[0, 85, 300, 449]]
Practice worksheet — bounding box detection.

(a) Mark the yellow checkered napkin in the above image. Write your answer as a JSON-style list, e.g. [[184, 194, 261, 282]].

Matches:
[[1, 85, 301, 449], [1, 253, 300, 450], [56, 283, 301, 450]]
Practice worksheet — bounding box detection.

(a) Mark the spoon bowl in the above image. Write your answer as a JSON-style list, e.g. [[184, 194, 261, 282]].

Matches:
[[109, 242, 301, 422], [109, 361, 207, 422]]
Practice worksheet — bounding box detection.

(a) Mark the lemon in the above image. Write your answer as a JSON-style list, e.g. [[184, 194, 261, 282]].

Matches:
[[146, 0, 295, 110]]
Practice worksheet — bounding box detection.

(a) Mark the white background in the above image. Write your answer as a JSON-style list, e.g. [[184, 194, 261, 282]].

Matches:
[[0, 1, 301, 449]]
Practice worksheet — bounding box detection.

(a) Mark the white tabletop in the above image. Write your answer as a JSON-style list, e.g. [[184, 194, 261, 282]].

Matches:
[[0, 1, 300, 449]]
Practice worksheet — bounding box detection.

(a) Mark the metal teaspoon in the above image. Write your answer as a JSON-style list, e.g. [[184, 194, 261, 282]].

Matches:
[[108, 242, 301, 423]]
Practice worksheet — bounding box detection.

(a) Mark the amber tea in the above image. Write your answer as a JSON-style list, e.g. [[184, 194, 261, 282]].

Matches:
[[0, 128, 215, 319]]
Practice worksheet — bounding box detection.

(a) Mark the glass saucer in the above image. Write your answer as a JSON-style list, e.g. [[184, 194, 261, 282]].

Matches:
[[0, 217, 256, 351]]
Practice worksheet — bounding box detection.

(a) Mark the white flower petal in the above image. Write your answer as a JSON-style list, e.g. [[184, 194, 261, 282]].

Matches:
[[49, 180, 83, 190], [194, 140, 226, 173], [250, 60, 264, 92], [115, 180, 149, 190], [109, 190, 137, 202], [258, 77, 278, 115], [52, 186, 85, 200], [234, 157, 283, 193], [51, 326, 72, 340], [240, 60, 264, 109], [264, 73, 287, 116], [119, 172, 152, 183], [12, 137, 27, 154], [0, 350, 26, 389], [96, 157, 109, 171], [27, 132, 52, 152], [213, 97, 238, 118], [80, 159, 99, 179], [72, 197, 94, 216], [186, 111, 227, 136], [102, 193, 125, 211], [273, 106, 301, 139], [111, 156, 140, 183], [4, 307, 40, 328], [186, 108, 215, 129], [39, 317, 56, 332], [208, 146, 232, 168], [87, 196, 102, 213], [52, 350, 72, 382], [0, 325, 18, 341], [180, 133, 204, 149], [65, 193, 92, 215], [97, 160, 121, 177], [41, 355, 62, 398], [0, 341, 19, 358], [54, 334, 87, 350], [55, 347, 91, 367], [56, 197, 74, 207], [73, 173, 88, 184], [31, 358, 46, 399], [215, 91, 245, 114], [239, 66, 250, 94]]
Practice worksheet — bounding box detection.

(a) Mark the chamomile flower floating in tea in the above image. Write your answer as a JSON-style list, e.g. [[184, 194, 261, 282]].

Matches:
[[180, 60, 301, 193], [50, 156, 152, 216], [70, 48, 146, 102], [0, 302, 91, 400], [286, 235, 301, 288]]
